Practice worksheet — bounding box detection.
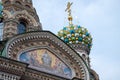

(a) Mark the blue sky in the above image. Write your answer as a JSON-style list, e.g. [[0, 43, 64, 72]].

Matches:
[[33, 0, 120, 80]]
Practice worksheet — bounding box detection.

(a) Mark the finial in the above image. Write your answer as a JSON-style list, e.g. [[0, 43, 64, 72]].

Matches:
[[65, 2, 73, 25]]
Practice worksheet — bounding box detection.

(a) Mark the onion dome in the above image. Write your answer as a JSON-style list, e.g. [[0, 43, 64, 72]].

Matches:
[[58, 25, 92, 49], [57, 2, 92, 50]]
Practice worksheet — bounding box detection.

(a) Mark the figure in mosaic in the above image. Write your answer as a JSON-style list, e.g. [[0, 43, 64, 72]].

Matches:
[[42, 51, 52, 66]]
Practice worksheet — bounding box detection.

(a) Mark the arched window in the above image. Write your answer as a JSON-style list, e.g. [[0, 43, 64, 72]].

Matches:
[[17, 22, 26, 34]]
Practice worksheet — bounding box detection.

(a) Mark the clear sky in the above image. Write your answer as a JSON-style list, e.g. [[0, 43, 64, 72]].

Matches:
[[33, 0, 120, 80]]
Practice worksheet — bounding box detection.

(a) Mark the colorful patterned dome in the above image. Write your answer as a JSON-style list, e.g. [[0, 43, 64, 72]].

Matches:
[[58, 24, 92, 49]]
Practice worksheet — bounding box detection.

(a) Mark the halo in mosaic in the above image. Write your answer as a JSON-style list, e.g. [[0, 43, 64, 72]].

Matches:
[[58, 25, 92, 49]]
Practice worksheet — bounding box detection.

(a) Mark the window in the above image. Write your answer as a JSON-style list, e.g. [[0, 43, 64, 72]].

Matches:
[[17, 22, 26, 34]]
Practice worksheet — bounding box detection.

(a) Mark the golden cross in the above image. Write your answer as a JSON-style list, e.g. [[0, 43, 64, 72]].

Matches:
[[65, 2, 73, 16], [65, 2, 73, 25]]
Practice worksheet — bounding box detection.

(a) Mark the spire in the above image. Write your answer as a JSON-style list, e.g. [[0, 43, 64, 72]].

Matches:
[[65, 2, 73, 25]]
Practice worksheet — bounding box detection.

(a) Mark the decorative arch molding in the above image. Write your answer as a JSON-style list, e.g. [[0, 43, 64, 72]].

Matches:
[[14, 10, 38, 27], [25, 5, 31, 8], [3, 0, 11, 5], [3, 10, 39, 30], [14, 0, 22, 5], [3, 10, 12, 19], [5, 31, 90, 80]]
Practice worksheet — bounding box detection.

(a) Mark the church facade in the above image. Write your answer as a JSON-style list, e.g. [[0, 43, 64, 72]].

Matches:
[[0, 0, 99, 80]]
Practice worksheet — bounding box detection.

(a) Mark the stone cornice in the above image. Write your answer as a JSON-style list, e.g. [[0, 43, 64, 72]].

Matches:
[[0, 56, 27, 76], [0, 56, 69, 80]]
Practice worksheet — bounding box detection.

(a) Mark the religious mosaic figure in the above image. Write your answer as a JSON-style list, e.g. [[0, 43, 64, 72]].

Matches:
[[29, 51, 37, 66], [42, 51, 52, 66], [19, 49, 72, 78]]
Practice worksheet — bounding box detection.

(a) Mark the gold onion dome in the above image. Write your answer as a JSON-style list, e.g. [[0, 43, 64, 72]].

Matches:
[[57, 2, 92, 49]]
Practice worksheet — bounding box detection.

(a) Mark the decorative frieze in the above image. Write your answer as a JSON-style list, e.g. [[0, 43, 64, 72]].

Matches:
[[0, 72, 20, 80]]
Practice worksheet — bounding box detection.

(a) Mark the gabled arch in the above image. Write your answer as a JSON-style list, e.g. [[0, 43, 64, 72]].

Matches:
[[5, 31, 90, 80]]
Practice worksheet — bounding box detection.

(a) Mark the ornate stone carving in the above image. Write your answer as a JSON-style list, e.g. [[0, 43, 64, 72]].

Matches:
[[5, 31, 90, 79], [2, 0, 42, 40]]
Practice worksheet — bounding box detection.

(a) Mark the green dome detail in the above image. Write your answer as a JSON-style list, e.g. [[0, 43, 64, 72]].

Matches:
[[0, 1, 3, 22], [58, 25, 92, 49]]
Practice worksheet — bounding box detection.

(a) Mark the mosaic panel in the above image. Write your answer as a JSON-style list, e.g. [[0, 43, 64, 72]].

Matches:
[[19, 49, 72, 78]]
